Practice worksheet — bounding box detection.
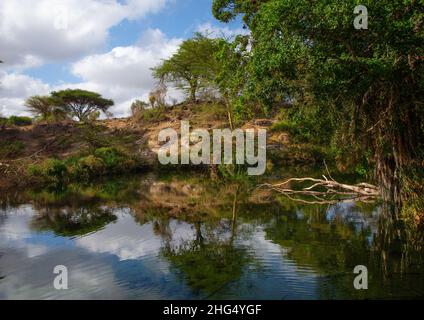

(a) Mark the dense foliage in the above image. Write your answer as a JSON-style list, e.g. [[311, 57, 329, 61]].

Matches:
[[28, 147, 141, 184], [153, 34, 220, 102], [212, 0, 424, 204]]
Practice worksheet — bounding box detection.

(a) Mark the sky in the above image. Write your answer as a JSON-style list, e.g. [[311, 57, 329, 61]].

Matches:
[[0, 0, 245, 118]]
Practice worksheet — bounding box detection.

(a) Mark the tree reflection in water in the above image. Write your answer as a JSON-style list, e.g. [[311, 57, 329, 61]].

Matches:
[[160, 186, 254, 298], [2, 173, 422, 299], [262, 199, 424, 299], [31, 206, 117, 237]]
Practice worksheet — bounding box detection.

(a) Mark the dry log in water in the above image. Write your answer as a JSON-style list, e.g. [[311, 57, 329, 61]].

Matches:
[[259, 175, 380, 204]]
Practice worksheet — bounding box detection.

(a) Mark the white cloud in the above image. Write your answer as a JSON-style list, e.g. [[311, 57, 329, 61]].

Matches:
[[76, 214, 196, 261], [1, 4, 248, 119], [66, 29, 181, 117], [0, 71, 51, 116], [0, 0, 171, 69], [72, 29, 180, 89], [0, 29, 181, 117]]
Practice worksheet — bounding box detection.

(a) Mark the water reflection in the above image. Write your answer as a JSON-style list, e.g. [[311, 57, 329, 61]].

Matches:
[[0, 174, 423, 299]]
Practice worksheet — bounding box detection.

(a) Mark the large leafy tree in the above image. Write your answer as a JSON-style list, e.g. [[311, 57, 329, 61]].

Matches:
[[212, 0, 266, 25], [51, 89, 114, 122], [213, 0, 424, 203], [153, 34, 220, 102]]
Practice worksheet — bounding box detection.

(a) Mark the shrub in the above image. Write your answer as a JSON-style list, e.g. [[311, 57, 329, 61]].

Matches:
[[271, 120, 312, 143], [136, 106, 167, 123], [196, 102, 227, 122], [94, 148, 121, 169], [0, 140, 25, 158], [272, 105, 335, 145], [28, 159, 68, 183], [70, 155, 106, 180], [7, 116, 33, 126], [94, 147, 138, 173], [27, 148, 140, 186], [217, 163, 251, 181]]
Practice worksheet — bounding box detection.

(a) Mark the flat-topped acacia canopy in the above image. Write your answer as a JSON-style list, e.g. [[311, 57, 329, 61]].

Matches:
[[51, 89, 114, 121]]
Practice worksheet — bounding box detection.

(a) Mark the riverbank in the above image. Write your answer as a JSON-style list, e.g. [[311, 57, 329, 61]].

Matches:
[[0, 101, 333, 192]]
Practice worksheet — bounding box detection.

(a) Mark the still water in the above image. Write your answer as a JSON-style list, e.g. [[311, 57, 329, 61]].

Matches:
[[0, 173, 423, 299]]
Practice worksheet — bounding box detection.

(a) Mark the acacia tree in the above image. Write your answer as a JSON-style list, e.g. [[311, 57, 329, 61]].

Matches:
[[213, 0, 424, 204], [152, 34, 220, 102], [51, 89, 114, 122], [25, 96, 67, 122]]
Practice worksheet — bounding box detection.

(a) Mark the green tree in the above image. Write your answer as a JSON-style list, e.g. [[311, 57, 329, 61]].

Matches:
[[25, 96, 67, 122], [214, 0, 424, 203], [212, 0, 266, 25], [215, 35, 252, 128], [153, 34, 220, 102], [51, 89, 114, 122]]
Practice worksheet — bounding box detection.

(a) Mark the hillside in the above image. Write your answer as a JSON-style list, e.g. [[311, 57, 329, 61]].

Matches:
[[0, 101, 335, 192]]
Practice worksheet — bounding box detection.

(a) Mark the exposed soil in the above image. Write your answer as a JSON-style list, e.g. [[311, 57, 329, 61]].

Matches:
[[0, 102, 295, 192]]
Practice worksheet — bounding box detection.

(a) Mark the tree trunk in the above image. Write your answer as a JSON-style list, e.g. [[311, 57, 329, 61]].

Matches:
[[372, 103, 421, 206], [224, 94, 234, 130], [190, 83, 197, 102]]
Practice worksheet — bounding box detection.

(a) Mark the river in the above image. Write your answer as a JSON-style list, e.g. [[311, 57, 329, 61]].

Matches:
[[0, 172, 423, 299]]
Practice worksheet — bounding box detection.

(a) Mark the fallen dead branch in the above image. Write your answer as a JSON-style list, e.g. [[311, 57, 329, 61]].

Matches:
[[258, 174, 381, 205]]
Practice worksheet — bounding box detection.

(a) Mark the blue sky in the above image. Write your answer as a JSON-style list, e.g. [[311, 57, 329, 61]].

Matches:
[[0, 0, 244, 117], [26, 0, 242, 85]]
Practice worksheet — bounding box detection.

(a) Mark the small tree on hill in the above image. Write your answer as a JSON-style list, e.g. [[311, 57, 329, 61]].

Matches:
[[25, 96, 67, 122], [51, 89, 114, 122], [152, 34, 220, 102]]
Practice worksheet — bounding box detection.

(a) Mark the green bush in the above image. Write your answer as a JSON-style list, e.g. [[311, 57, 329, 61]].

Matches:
[[137, 106, 167, 122], [94, 147, 137, 173], [94, 147, 121, 169], [70, 155, 106, 180], [0, 140, 25, 158], [272, 105, 335, 145], [28, 159, 68, 183], [7, 116, 33, 126], [94, 148, 126, 172], [217, 163, 251, 181], [0, 117, 7, 126], [196, 102, 227, 121], [271, 120, 312, 143], [27, 147, 140, 185]]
